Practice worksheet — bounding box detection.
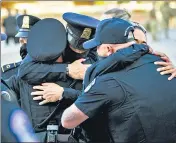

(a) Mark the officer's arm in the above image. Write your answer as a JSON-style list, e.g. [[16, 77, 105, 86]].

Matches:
[[18, 61, 68, 84], [61, 77, 113, 129], [19, 59, 90, 84], [63, 88, 82, 102], [5, 76, 20, 100], [62, 76, 123, 129], [61, 104, 89, 129]]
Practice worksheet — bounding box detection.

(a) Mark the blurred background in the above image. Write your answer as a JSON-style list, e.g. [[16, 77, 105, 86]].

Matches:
[[1, 1, 176, 66]]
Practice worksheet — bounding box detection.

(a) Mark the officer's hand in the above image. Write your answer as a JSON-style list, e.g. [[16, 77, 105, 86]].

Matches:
[[151, 50, 170, 62], [68, 59, 91, 80], [31, 83, 64, 105], [154, 61, 176, 80]]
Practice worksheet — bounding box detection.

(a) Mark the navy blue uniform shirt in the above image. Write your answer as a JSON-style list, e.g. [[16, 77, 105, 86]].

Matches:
[[1, 62, 21, 91], [75, 53, 176, 143], [1, 62, 21, 80]]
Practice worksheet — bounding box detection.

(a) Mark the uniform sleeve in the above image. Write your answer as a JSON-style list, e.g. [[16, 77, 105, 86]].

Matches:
[[18, 61, 68, 85], [74, 77, 121, 118], [62, 88, 81, 102], [5, 75, 20, 100]]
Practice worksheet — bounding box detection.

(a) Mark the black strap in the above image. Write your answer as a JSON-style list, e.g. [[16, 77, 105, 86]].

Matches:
[[1, 78, 11, 90]]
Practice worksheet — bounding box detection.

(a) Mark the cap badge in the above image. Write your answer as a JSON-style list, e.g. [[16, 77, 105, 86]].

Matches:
[[22, 16, 30, 29], [81, 28, 92, 39]]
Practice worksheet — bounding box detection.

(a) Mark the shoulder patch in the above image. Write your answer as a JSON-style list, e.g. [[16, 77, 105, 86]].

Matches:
[[84, 78, 96, 93]]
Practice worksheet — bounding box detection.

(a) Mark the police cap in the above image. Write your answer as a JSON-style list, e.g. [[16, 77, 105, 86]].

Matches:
[[27, 18, 67, 62], [83, 18, 135, 49], [15, 15, 41, 38], [63, 12, 100, 50]]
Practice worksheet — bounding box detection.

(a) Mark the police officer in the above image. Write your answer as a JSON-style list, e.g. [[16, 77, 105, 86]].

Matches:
[[1, 14, 40, 80], [61, 18, 176, 143], [5, 18, 85, 142], [1, 33, 17, 142], [18, 12, 100, 86], [15, 14, 41, 59], [1, 33, 38, 142], [101, 8, 176, 79]]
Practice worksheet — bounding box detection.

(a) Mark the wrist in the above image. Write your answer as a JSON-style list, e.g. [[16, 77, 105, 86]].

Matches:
[[58, 87, 64, 101], [59, 87, 64, 100], [66, 64, 70, 75]]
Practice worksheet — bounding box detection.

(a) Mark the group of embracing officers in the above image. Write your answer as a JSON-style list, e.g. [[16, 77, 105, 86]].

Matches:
[[1, 8, 176, 143]]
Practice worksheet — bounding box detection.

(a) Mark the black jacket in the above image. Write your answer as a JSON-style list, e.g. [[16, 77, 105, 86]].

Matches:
[[1, 62, 21, 91], [18, 48, 97, 85]]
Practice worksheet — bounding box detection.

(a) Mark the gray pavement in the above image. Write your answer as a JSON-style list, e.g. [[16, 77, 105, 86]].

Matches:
[[1, 29, 176, 67]]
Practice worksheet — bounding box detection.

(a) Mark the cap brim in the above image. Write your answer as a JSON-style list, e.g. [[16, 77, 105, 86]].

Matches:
[[83, 38, 101, 50], [1, 34, 7, 41], [15, 31, 28, 38]]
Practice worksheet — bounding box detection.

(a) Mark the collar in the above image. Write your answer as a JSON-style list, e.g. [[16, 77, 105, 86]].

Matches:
[[125, 54, 161, 71]]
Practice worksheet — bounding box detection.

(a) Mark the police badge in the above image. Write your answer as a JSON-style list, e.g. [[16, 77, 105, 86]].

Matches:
[[22, 16, 30, 29], [81, 28, 92, 39]]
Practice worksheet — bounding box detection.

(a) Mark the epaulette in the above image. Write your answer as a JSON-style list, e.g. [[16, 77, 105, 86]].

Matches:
[[1, 62, 21, 73]]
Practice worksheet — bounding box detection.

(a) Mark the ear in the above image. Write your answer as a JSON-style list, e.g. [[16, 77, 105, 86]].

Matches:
[[107, 45, 113, 56]]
